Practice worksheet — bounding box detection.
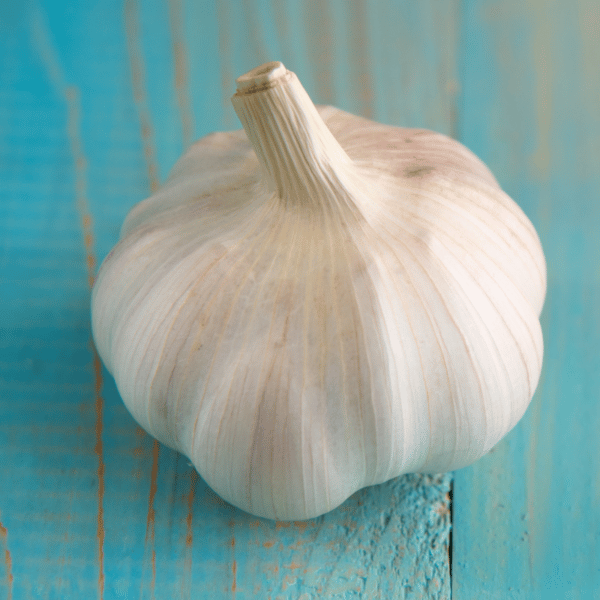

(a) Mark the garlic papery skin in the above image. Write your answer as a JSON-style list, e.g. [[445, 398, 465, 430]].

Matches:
[[91, 61, 546, 521]]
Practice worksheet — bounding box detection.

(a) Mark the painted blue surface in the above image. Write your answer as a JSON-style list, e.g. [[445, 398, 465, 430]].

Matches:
[[1, 0, 598, 598], [453, 1, 600, 598]]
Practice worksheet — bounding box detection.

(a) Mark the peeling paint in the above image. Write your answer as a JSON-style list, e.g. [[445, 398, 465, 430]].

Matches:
[[124, 0, 161, 191], [182, 470, 197, 597], [141, 440, 160, 599], [92, 351, 105, 600], [169, 0, 195, 149], [185, 471, 197, 548], [230, 521, 237, 597], [0, 519, 13, 600], [65, 83, 105, 600], [29, 6, 106, 596]]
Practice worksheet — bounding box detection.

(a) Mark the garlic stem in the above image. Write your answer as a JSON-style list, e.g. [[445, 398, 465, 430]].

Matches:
[[232, 61, 354, 210]]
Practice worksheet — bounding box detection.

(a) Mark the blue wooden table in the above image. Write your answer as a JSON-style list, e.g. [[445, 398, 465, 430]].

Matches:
[[1, 1, 598, 598]]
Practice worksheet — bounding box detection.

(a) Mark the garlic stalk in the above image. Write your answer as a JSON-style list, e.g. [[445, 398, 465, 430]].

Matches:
[[92, 61, 546, 520]]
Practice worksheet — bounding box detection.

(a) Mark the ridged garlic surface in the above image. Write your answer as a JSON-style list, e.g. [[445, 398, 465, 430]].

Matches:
[[91, 62, 546, 520]]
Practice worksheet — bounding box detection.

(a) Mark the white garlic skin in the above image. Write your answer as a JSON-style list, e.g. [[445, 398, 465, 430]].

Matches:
[[92, 62, 546, 520]]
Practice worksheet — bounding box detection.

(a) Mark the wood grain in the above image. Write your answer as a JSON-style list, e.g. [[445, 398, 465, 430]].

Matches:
[[0, 1, 454, 598], [7, 0, 596, 597], [452, 0, 600, 598]]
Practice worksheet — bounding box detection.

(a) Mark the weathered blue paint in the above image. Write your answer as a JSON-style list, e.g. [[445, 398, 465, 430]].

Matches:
[[453, 0, 600, 598], [7, 0, 596, 597], [0, 1, 454, 598]]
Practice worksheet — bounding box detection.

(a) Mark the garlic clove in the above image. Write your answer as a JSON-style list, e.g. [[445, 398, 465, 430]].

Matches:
[[91, 61, 545, 520]]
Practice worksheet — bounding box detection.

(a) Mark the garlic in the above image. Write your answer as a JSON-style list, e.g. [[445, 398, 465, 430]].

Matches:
[[92, 61, 546, 520]]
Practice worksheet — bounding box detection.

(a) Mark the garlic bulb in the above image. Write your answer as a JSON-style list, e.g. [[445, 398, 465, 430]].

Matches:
[[92, 61, 546, 521]]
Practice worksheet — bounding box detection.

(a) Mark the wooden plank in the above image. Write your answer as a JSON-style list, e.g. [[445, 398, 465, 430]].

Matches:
[[0, 1, 460, 597], [452, 0, 600, 597]]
